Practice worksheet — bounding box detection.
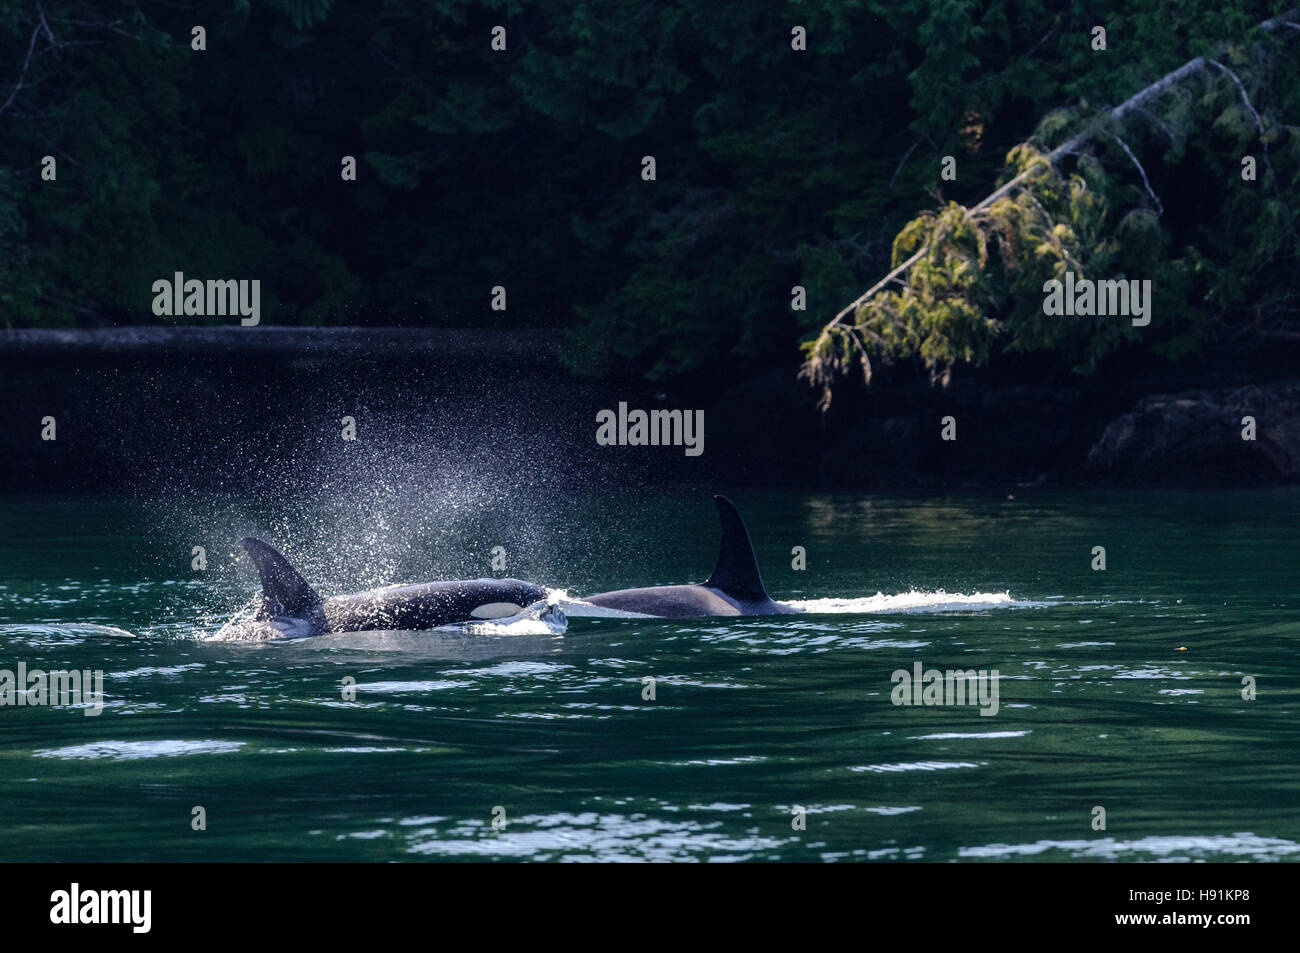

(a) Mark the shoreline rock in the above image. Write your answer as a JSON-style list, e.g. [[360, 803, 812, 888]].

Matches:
[[1084, 383, 1300, 483]]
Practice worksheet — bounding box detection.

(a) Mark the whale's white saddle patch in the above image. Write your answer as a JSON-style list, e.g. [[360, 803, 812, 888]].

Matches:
[[469, 602, 525, 620]]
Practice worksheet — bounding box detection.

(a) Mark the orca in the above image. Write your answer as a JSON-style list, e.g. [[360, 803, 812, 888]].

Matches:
[[582, 495, 796, 618], [216, 537, 554, 640]]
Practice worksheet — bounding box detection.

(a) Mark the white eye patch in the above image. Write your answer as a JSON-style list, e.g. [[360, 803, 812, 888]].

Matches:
[[469, 602, 525, 620]]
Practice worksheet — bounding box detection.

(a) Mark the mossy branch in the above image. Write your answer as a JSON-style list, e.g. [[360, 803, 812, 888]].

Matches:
[[801, 9, 1299, 411]]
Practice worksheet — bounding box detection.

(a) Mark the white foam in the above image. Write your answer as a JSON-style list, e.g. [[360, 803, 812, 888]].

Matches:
[[784, 590, 1033, 615], [546, 590, 656, 619]]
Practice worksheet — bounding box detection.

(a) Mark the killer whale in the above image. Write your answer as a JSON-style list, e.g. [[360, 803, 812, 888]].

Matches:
[[217, 537, 553, 640], [582, 495, 796, 618]]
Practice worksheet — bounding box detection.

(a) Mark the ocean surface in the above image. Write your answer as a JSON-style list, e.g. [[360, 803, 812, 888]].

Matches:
[[1, 489, 1297, 861]]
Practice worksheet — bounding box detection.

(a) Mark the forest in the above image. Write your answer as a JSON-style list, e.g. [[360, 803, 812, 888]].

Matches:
[[2, 0, 1297, 411]]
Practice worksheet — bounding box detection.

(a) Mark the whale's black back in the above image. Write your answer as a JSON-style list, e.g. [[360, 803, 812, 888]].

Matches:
[[324, 579, 547, 631], [237, 537, 547, 636]]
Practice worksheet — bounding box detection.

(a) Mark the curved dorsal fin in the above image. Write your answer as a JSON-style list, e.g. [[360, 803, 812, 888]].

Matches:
[[241, 537, 322, 618], [703, 495, 769, 602]]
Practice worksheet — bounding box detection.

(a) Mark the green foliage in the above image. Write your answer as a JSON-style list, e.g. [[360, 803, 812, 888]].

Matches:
[[803, 3, 1300, 406], [0, 0, 1296, 407]]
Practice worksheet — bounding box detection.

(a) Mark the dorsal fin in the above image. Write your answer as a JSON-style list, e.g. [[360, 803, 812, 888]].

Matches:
[[241, 537, 322, 618], [703, 495, 770, 602]]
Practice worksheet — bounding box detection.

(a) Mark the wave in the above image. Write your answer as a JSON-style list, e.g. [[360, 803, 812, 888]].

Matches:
[[0, 623, 140, 644], [784, 590, 1038, 614]]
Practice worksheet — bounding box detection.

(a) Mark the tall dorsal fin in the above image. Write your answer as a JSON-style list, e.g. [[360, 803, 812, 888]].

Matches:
[[703, 495, 770, 602], [241, 537, 322, 619]]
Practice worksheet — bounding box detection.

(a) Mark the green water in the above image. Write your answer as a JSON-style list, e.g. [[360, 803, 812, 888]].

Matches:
[[1, 489, 1297, 861]]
